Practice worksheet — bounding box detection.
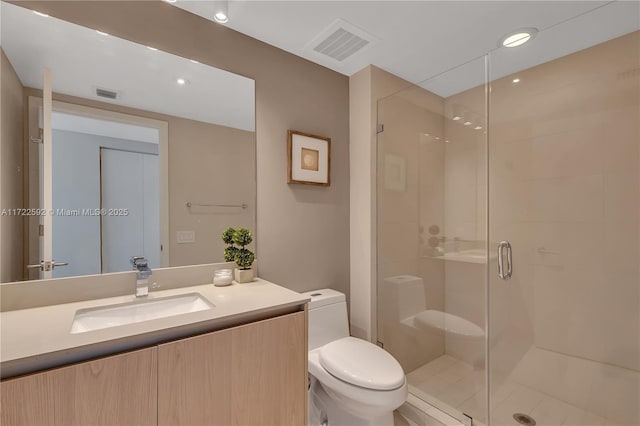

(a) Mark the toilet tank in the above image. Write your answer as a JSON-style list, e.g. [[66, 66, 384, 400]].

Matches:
[[381, 275, 425, 321], [302, 289, 350, 351]]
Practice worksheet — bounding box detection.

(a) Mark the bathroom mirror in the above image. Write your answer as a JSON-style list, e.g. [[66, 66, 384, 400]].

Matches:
[[0, 2, 256, 282]]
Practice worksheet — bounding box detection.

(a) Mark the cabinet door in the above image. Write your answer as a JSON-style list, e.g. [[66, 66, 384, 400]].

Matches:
[[158, 311, 307, 426], [0, 347, 157, 426]]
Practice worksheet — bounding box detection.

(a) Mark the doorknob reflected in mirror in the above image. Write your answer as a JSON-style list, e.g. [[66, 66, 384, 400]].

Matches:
[[27, 260, 69, 272]]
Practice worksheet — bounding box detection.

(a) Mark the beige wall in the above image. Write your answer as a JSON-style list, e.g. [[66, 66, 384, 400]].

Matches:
[[168, 119, 254, 267], [348, 66, 374, 340], [15, 1, 350, 296], [0, 49, 24, 282]]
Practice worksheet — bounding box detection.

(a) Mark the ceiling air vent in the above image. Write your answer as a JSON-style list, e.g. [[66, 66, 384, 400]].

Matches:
[[307, 19, 378, 63], [313, 28, 369, 61], [96, 88, 118, 100]]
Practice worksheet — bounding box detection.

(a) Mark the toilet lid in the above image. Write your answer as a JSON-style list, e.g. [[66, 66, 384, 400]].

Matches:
[[319, 337, 404, 390]]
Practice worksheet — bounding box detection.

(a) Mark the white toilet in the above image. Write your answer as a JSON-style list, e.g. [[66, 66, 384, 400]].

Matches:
[[303, 289, 408, 426]]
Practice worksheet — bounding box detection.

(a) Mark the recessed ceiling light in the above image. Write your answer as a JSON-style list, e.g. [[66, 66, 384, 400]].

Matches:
[[474, 125, 483, 130], [96, 30, 109, 36], [499, 28, 538, 48], [452, 105, 463, 121], [512, 78, 521, 83], [214, 12, 229, 23], [214, 0, 229, 23], [33, 11, 49, 17], [463, 121, 472, 126], [147, 46, 158, 51], [190, 59, 199, 64], [177, 78, 187, 85], [503, 33, 531, 47], [435, 136, 440, 140]]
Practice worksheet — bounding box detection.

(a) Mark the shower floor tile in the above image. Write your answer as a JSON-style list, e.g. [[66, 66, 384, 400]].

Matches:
[[407, 355, 616, 426]]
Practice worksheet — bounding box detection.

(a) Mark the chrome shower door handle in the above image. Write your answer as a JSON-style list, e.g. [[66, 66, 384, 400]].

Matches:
[[497, 241, 513, 280]]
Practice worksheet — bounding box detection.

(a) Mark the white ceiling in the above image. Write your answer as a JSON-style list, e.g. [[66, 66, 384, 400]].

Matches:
[[3, 0, 638, 108], [1, 2, 255, 131], [52, 112, 161, 144], [175, 0, 640, 96]]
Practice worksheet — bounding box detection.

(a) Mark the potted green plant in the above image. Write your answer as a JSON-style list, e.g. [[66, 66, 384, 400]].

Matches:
[[231, 228, 255, 283], [221, 227, 238, 263]]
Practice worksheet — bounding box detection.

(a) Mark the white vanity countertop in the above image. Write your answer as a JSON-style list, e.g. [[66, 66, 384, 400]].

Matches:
[[1, 278, 308, 379]]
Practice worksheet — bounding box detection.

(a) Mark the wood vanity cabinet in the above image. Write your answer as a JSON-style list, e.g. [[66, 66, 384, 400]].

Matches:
[[1, 310, 307, 426], [158, 311, 307, 426], [0, 347, 158, 426]]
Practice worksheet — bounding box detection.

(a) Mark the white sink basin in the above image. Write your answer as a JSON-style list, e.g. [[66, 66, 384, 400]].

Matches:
[[70, 293, 214, 334]]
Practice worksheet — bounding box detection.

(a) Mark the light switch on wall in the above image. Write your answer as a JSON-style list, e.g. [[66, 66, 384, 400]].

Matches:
[[177, 231, 195, 243]]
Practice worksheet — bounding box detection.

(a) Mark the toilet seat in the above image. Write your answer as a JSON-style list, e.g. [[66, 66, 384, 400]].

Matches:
[[319, 337, 405, 390], [308, 348, 408, 419]]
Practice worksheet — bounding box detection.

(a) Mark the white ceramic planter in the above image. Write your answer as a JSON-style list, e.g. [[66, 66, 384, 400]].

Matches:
[[234, 268, 255, 283]]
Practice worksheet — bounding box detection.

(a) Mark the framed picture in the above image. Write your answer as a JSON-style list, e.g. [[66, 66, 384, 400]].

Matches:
[[384, 153, 406, 192], [287, 130, 331, 186]]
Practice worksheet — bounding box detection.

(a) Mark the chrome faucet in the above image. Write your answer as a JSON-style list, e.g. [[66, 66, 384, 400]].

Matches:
[[130, 256, 152, 297]]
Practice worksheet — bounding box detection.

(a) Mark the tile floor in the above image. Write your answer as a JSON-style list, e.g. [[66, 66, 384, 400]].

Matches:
[[406, 355, 628, 426]]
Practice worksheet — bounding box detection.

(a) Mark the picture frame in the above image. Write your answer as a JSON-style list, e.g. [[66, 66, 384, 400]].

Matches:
[[287, 130, 331, 186]]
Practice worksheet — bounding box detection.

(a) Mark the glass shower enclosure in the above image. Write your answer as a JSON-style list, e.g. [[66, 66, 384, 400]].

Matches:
[[376, 8, 639, 426]]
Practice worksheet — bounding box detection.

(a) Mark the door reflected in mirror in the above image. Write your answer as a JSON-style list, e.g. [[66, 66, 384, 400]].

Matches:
[[0, 1, 256, 283], [50, 107, 163, 278]]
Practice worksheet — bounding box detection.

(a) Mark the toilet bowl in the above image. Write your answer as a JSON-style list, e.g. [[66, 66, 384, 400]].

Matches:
[[303, 289, 408, 426]]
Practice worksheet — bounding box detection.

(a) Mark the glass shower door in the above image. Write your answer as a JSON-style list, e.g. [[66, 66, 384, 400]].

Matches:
[[487, 24, 640, 426], [376, 57, 489, 425]]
